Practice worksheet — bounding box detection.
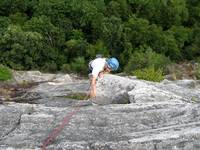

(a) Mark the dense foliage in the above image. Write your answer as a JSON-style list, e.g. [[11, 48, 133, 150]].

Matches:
[[0, 65, 12, 81], [0, 0, 200, 75]]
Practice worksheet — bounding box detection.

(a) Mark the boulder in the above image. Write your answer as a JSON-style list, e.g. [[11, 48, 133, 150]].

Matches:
[[13, 71, 55, 83]]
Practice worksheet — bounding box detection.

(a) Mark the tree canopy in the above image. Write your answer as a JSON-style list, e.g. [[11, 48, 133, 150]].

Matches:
[[0, 0, 199, 74]]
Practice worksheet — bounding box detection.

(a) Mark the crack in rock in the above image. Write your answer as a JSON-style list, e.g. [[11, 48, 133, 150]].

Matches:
[[0, 113, 22, 141]]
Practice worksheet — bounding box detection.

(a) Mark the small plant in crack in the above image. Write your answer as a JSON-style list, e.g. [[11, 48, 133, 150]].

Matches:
[[63, 93, 89, 100]]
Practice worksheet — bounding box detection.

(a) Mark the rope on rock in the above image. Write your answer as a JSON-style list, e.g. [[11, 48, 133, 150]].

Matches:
[[41, 87, 91, 150]]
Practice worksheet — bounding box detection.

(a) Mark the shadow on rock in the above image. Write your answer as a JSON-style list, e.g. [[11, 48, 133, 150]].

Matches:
[[0, 82, 41, 104]]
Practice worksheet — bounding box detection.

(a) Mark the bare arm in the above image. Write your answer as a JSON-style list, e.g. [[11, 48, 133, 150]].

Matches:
[[98, 68, 111, 78]]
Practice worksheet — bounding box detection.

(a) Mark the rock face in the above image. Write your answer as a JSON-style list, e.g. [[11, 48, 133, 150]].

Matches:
[[1, 72, 200, 150]]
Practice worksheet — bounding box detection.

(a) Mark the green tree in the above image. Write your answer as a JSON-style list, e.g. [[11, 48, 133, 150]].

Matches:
[[125, 46, 171, 73], [122, 16, 181, 60], [186, 0, 200, 26], [70, 57, 87, 74], [97, 16, 123, 56], [0, 0, 199, 74], [128, 0, 188, 29], [184, 26, 200, 59], [0, 25, 43, 69], [9, 12, 28, 26], [0, 16, 11, 35], [86, 40, 109, 59], [24, 15, 65, 48], [64, 29, 88, 62], [0, 0, 28, 16]]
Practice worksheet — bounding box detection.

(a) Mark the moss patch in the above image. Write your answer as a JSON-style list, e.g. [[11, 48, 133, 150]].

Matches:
[[64, 93, 89, 100], [191, 96, 198, 103]]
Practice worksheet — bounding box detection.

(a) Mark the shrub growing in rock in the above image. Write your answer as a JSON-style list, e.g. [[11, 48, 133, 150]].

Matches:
[[42, 62, 58, 73], [0, 65, 12, 81], [61, 64, 71, 73], [125, 47, 171, 74], [64, 93, 88, 100], [133, 66, 164, 82]]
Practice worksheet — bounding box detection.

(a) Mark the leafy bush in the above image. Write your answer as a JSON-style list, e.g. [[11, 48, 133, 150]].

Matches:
[[125, 46, 171, 74], [0, 65, 12, 81], [65, 39, 88, 62], [86, 40, 109, 59], [133, 66, 164, 82], [42, 62, 58, 73], [70, 57, 87, 75], [61, 64, 71, 73]]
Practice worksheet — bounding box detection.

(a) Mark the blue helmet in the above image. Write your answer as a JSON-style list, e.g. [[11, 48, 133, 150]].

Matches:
[[106, 57, 119, 71]]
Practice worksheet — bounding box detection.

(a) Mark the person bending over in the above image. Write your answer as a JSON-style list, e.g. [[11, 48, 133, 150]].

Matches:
[[88, 57, 119, 99]]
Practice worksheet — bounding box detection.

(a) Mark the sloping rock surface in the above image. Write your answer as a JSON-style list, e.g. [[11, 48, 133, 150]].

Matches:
[[1, 73, 200, 150]]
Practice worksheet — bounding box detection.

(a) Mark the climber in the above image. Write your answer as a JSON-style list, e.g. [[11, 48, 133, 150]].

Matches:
[[88, 57, 119, 99]]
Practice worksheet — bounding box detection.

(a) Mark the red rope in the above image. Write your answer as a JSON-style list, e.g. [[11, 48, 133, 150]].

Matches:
[[41, 94, 90, 149], [40, 79, 92, 149]]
